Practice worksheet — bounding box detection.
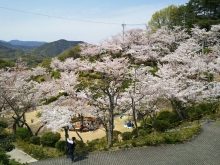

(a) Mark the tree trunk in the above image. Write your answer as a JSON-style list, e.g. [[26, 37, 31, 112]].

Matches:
[[72, 125, 83, 142], [132, 98, 139, 136], [107, 110, 114, 148], [64, 127, 69, 155], [170, 99, 185, 120], [35, 122, 47, 136]]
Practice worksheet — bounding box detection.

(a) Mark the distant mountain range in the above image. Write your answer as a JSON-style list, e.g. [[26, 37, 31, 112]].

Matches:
[[0, 39, 84, 66], [0, 40, 37, 51], [8, 40, 47, 47]]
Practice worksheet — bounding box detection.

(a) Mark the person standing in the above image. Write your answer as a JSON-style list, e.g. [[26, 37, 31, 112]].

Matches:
[[67, 137, 76, 163]]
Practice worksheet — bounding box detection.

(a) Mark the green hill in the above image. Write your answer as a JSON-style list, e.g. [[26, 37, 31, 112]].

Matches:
[[0, 58, 15, 68], [0, 41, 35, 51], [0, 44, 25, 61], [0, 39, 84, 67], [29, 39, 84, 58]]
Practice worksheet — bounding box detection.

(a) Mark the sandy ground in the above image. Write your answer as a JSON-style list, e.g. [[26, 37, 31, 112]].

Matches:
[[25, 110, 134, 142]]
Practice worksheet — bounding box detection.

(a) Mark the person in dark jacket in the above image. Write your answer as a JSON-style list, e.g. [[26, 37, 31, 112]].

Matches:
[[67, 137, 76, 163]]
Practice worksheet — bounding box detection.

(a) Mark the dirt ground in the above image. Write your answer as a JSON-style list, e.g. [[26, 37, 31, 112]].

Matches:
[[25, 110, 134, 142]]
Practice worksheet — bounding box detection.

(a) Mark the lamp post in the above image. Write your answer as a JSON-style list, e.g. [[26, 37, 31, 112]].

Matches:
[[131, 64, 145, 136], [63, 125, 69, 154]]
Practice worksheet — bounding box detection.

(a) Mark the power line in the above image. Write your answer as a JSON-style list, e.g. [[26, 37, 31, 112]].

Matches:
[[0, 6, 146, 26]]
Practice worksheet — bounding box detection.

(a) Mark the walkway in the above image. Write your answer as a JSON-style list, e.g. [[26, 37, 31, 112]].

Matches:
[[29, 121, 220, 165], [7, 148, 37, 164]]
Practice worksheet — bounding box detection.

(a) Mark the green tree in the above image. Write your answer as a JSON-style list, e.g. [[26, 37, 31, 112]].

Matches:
[[185, 0, 220, 30], [0, 120, 16, 165], [148, 5, 180, 30], [39, 58, 52, 70], [0, 58, 15, 68], [57, 45, 81, 61]]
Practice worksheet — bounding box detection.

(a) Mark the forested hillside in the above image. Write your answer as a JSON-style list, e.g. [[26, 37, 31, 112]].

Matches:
[[0, 58, 15, 68], [0, 41, 34, 51], [9, 40, 46, 47], [0, 39, 84, 67], [29, 39, 84, 58]]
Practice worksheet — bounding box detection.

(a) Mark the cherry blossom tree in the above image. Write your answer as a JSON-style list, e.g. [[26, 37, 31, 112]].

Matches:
[[156, 24, 220, 119], [24, 24, 220, 148], [0, 67, 47, 135], [73, 56, 130, 148]]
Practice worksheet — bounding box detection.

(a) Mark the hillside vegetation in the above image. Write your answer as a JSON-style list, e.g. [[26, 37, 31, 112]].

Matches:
[[29, 40, 83, 58], [0, 40, 84, 67]]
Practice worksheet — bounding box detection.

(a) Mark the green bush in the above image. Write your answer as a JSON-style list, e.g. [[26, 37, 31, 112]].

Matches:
[[138, 129, 147, 136], [0, 120, 8, 128], [51, 71, 61, 79], [87, 139, 99, 151], [156, 110, 181, 126], [153, 120, 170, 132], [15, 127, 31, 140], [9, 159, 28, 165], [140, 118, 153, 132], [198, 102, 217, 114], [131, 141, 137, 147], [55, 140, 66, 152], [15, 139, 64, 160], [184, 106, 203, 121], [131, 123, 201, 147], [0, 148, 10, 165], [40, 132, 61, 147], [4, 143, 15, 152], [144, 133, 166, 146], [113, 130, 122, 142], [29, 136, 40, 145], [121, 132, 133, 141], [92, 137, 108, 151], [75, 140, 89, 156]]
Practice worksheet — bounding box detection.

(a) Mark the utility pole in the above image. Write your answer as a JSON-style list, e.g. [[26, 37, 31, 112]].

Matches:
[[122, 23, 126, 42]]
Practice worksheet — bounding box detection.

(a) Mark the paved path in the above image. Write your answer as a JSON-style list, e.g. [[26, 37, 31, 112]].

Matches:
[[29, 122, 220, 165], [7, 148, 38, 164]]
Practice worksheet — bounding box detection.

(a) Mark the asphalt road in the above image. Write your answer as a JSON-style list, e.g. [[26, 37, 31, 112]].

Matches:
[[28, 121, 220, 165]]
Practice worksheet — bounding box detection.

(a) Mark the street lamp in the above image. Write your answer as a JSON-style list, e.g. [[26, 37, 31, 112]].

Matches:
[[63, 125, 69, 154]]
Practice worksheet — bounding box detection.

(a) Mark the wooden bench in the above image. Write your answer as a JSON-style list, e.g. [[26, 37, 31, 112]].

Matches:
[[71, 126, 89, 132]]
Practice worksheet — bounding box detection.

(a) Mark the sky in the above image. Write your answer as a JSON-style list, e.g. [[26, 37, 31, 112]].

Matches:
[[0, 0, 189, 44]]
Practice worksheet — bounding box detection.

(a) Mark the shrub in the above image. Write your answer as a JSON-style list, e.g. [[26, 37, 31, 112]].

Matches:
[[0, 148, 10, 165], [87, 139, 99, 151], [29, 136, 40, 145], [138, 129, 147, 136], [113, 130, 121, 142], [9, 159, 28, 165], [15, 139, 64, 160], [156, 110, 181, 126], [15, 127, 31, 140], [121, 132, 133, 141], [40, 132, 61, 147], [198, 102, 217, 114], [55, 140, 66, 152], [144, 133, 165, 146], [131, 141, 137, 147], [184, 106, 202, 120], [4, 143, 15, 152], [92, 137, 108, 151], [75, 140, 89, 156], [153, 120, 170, 132], [140, 118, 153, 132], [0, 120, 8, 128], [51, 71, 61, 79]]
